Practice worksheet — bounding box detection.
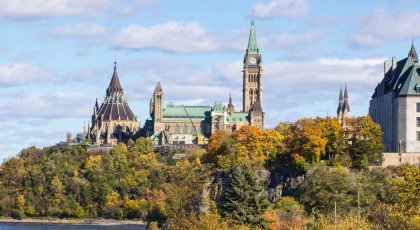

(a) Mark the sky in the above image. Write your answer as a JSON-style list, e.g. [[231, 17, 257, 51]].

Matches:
[[1, 0, 420, 162]]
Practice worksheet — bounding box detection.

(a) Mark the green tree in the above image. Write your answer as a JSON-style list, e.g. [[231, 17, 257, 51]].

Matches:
[[222, 162, 269, 228], [345, 116, 384, 168], [129, 137, 154, 155], [385, 165, 420, 229], [297, 166, 358, 215], [12, 194, 25, 220]]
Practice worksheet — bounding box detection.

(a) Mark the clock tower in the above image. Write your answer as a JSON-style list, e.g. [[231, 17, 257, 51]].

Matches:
[[243, 20, 262, 113]]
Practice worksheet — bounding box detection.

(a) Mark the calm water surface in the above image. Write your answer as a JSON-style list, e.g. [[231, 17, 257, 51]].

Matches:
[[0, 223, 146, 230]]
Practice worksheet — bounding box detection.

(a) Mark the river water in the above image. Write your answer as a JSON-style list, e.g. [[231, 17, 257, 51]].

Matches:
[[0, 222, 146, 230]]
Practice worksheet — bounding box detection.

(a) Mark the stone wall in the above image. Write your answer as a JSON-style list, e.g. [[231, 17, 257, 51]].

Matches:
[[382, 152, 420, 167]]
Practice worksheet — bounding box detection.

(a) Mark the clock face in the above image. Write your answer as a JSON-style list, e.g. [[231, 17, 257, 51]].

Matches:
[[250, 57, 257, 64]]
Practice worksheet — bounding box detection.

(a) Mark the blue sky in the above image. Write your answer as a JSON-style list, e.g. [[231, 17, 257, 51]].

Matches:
[[1, 0, 420, 161]]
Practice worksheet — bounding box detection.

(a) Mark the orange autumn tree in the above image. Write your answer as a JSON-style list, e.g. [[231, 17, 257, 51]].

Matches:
[[289, 118, 327, 163], [205, 126, 285, 170]]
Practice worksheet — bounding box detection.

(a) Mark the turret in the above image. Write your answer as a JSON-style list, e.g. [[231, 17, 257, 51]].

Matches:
[[153, 82, 163, 122], [408, 41, 418, 63]]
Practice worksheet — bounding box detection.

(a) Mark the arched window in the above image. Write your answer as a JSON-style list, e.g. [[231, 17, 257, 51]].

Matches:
[[190, 126, 195, 134], [175, 124, 180, 134], [183, 124, 188, 134]]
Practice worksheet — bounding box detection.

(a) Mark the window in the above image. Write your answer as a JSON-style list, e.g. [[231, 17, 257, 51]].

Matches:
[[183, 125, 188, 134], [190, 126, 195, 134], [417, 117, 420, 127], [175, 125, 180, 134], [417, 131, 420, 141], [417, 103, 420, 112]]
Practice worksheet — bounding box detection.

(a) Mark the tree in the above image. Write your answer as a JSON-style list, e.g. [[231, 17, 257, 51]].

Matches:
[[385, 165, 420, 229], [129, 137, 154, 155], [345, 116, 384, 168], [315, 117, 343, 160], [222, 162, 269, 228], [205, 130, 242, 171], [288, 118, 327, 163], [12, 194, 25, 220], [297, 166, 358, 215]]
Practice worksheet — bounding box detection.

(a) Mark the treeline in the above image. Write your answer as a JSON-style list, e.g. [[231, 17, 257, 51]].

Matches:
[[0, 115, 418, 229]]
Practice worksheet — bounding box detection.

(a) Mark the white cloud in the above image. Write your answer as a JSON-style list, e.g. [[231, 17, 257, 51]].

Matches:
[[113, 21, 219, 53], [0, 92, 91, 118], [46, 22, 108, 39], [349, 8, 420, 47], [0, 0, 155, 20], [0, 63, 53, 87], [269, 31, 324, 47], [260, 57, 384, 125], [253, 0, 309, 19]]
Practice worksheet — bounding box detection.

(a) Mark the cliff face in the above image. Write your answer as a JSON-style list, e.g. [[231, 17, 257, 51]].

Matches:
[[200, 167, 306, 213]]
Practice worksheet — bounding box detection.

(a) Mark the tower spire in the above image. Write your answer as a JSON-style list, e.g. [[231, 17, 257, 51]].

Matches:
[[339, 87, 343, 101], [247, 20, 259, 54], [344, 84, 348, 99], [107, 61, 123, 96]]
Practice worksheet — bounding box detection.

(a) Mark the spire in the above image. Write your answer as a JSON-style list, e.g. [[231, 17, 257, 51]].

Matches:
[[339, 87, 343, 101], [408, 41, 418, 63], [155, 82, 162, 92], [344, 84, 348, 99], [226, 93, 235, 114], [247, 20, 259, 54], [107, 61, 123, 96], [94, 98, 99, 110], [343, 85, 350, 112]]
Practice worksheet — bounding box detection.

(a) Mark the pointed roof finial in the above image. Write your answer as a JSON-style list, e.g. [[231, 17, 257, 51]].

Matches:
[[229, 93, 232, 104], [114, 54, 117, 70]]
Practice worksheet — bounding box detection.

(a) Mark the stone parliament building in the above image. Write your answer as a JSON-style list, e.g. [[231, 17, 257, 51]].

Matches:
[[88, 20, 265, 145]]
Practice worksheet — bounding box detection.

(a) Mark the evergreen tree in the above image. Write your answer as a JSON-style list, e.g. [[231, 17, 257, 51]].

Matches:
[[222, 162, 269, 228]]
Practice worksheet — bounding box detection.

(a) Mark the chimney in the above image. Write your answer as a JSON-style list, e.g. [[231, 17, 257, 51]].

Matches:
[[391, 56, 397, 79], [384, 60, 389, 77]]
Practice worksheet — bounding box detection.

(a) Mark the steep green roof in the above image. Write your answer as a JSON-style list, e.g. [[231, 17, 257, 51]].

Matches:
[[213, 101, 223, 112], [399, 64, 420, 96], [162, 105, 211, 122], [247, 20, 259, 54], [226, 112, 249, 124]]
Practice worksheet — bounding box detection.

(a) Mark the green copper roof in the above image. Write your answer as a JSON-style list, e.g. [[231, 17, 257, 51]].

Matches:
[[226, 112, 249, 124], [213, 101, 223, 112], [247, 20, 259, 54], [162, 105, 211, 122], [399, 64, 420, 96]]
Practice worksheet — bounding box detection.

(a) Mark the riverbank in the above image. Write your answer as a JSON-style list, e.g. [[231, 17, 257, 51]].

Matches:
[[0, 217, 146, 225]]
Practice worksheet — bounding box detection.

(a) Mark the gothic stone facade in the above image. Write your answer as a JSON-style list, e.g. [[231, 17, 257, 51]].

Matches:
[[89, 63, 139, 145], [143, 21, 265, 145]]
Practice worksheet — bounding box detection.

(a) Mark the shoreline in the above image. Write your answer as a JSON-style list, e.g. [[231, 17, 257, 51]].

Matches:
[[0, 217, 146, 225]]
